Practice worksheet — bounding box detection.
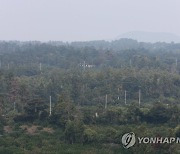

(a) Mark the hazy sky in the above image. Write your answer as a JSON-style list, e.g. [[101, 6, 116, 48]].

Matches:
[[0, 0, 180, 41]]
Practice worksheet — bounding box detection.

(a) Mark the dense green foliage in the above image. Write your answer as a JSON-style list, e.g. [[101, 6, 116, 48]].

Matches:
[[0, 39, 180, 153]]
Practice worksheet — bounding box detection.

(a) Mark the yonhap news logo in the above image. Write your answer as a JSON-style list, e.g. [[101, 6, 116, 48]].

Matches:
[[122, 132, 180, 149], [121, 132, 136, 149]]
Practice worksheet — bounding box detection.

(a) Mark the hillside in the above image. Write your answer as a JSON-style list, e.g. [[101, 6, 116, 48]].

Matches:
[[117, 31, 180, 43]]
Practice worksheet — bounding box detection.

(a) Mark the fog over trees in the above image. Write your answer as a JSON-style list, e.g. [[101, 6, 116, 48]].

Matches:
[[0, 39, 180, 153]]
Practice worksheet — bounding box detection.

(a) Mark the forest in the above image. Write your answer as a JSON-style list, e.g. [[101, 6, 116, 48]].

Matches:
[[0, 39, 180, 154]]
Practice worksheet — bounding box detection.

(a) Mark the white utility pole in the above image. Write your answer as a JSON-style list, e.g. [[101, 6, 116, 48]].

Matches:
[[139, 89, 141, 107], [125, 90, 127, 105], [130, 59, 132, 67], [40, 63, 42, 71], [105, 94, 107, 109], [83, 61, 86, 71], [49, 96, 52, 116], [14, 102, 16, 111], [118, 88, 120, 100]]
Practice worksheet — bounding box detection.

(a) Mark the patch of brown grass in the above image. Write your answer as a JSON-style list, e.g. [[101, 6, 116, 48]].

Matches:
[[4, 126, 13, 133], [20, 125, 54, 135], [42, 127, 54, 134]]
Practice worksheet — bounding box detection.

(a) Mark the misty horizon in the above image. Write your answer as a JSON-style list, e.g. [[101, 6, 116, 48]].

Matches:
[[0, 0, 180, 42], [1, 31, 180, 44]]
